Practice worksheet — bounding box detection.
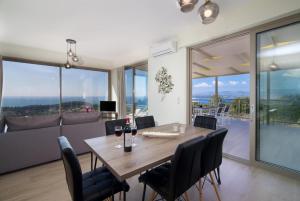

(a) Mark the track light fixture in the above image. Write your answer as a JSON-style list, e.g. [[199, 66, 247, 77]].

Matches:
[[177, 0, 199, 13], [177, 0, 219, 24], [198, 0, 219, 24]]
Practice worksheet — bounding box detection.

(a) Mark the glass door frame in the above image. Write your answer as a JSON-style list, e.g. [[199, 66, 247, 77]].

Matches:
[[188, 32, 252, 164], [187, 12, 300, 178], [250, 13, 300, 177], [124, 61, 148, 121]]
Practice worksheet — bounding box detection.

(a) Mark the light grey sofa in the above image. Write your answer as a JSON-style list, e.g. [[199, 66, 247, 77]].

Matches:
[[61, 112, 106, 154], [0, 112, 109, 174], [0, 115, 61, 174]]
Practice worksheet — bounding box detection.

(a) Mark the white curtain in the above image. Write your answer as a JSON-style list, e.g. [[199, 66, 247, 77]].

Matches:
[[117, 66, 126, 118]]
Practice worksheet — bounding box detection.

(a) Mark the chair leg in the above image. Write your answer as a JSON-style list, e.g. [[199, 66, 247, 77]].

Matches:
[[94, 157, 98, 170], [216, 167, 221, 185], [183, 192, 190, 201], [142, 183, 147, 201], [119, 192, 122, 201], [209, 172, 221, 201], [148, 191, 158, 201], [123, 191, 126, 201], [199, 178, 203, 201]]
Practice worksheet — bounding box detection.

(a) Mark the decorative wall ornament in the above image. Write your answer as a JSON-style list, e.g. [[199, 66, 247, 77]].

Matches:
[[155, 67, 174, 95]]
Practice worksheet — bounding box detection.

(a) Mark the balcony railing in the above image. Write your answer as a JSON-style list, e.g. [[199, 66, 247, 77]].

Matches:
[[192, 97, 250, 119]]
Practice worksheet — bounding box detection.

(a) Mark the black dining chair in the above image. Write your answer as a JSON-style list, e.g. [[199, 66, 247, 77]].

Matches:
[[105, 119, 127, 135], [139, 136, 208, 201], [135, 115, 155, 130], [198, 128, 228, 201], [58, 136, 129, 201], [93, 119, 127, 170], [194, 115, 217, 130]]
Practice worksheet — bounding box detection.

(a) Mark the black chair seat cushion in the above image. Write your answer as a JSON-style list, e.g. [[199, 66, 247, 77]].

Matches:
[[82, 167, 129, 201], [139, 163, 171, 199]]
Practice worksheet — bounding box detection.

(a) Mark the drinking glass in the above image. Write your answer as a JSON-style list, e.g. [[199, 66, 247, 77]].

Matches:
[[131, 125, 137, 147], [114, 126, 123, 149]]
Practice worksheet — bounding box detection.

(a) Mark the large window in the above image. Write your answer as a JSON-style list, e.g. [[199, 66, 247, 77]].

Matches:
[[62, 68, 108, 112], [1, 60, 109, 116], [1, 61, 60, 117]]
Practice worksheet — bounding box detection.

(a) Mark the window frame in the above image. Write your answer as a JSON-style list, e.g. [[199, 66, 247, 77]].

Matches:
[[1, 56, 111, 116]]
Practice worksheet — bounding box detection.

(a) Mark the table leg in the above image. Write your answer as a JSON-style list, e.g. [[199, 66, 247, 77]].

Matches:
[[90, 152, 93, 171]]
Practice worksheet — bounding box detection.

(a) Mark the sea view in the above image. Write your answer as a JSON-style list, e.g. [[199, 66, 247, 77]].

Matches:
[[1, 96, 148, 116], [1, 96, 107, 107]]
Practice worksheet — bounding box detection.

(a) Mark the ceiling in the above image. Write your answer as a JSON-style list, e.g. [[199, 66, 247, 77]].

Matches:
[[192, 34, 250, 78], [0, 0, 299, 69], [0, 0, 252, 69]]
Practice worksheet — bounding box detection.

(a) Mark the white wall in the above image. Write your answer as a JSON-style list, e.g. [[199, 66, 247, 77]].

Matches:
[[148, 48, 187, 125]]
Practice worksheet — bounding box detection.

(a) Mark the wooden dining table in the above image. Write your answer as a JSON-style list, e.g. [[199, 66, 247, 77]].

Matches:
[[84, 123, 213, 182]]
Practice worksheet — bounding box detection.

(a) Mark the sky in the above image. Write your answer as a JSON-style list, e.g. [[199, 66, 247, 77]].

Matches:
[[125, 68, 147, 98], [2, 61, 108, 97], [192, 74, 250, 97]]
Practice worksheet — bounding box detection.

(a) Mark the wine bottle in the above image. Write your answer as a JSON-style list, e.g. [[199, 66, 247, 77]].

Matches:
[[123, 117, 132, 152]]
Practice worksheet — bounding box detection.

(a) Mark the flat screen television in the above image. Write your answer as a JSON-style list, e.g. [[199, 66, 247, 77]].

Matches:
[[100, 101, 116, 112]]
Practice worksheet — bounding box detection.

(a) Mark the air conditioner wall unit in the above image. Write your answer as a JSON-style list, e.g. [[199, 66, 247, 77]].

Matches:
[[150, 41, 177, 57]]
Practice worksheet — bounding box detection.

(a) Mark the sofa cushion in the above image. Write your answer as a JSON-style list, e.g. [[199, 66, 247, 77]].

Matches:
[[62, 112, 100, 125], [6, 114, 61, 132], [0, 116, 5, 133]]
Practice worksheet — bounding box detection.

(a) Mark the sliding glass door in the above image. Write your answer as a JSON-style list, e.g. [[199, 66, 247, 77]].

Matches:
[[256, 22, 300, 172], [125, 63, 148, 122]]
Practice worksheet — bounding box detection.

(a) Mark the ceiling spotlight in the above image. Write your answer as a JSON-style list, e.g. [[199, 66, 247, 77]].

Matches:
[[178, 0, 198, 13], [198, 0, 219, 24]]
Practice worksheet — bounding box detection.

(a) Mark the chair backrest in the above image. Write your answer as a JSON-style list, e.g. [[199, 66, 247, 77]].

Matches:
[[57, 136, 83, 201], [194, 115, 217, 130], [201, 128, 228, 177], [224, 105, 230, 113], [169, 136, 208, 200], [135, 115, 155, 130], [218, 103, 225, 108], [105, 119, 127, 135], [217, 107, 223, 114]]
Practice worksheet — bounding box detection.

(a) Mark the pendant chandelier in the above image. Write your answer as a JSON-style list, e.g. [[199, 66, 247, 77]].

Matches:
[[64, 39, 79, 68], [177, 0, 219, 25]]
